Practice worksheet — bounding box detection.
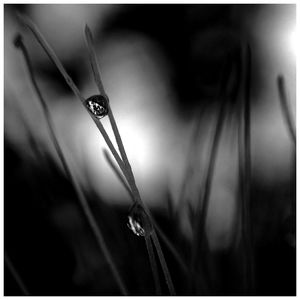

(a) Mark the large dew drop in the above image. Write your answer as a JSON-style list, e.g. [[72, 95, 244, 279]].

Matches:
[[85, 95, 109, 119], [127, 203, 153, 237]]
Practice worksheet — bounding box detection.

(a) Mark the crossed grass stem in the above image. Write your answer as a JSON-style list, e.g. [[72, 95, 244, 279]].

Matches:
[[14, 33, 129, 295], [104, 148, 189, 275], [17, 13, 176, 295], [85, 23, 175, 296]]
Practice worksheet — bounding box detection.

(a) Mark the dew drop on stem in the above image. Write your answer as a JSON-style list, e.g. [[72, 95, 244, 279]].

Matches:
[[127, 203, 153, 237], [85, 95, 109, 119]]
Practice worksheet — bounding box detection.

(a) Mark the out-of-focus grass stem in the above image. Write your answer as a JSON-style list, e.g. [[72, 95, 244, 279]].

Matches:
[[241, 44, 255, 293], [190, 57, 232, 292], [277, 75, 296, 145], [5, 252, 29, 296], [14, 32, 128, 296]]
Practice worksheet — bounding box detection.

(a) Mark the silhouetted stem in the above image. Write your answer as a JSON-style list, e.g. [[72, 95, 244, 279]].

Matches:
[[241, 44, 255, 293], [189, 54, 236, 293], [17, 13, 127, 183], [14, 32, 128, 296], [17, 14, 84, 103], [277, 75, 296, 145], [151, 231, 176, 295], [5, 252, 29, 296], [145, 236, 162, 295], [104, 149, 189, 275], [85, 25, 142, 205], [103, 149, 133, 198], [191, 91, 227, 267], [84, 24, 176, 295]]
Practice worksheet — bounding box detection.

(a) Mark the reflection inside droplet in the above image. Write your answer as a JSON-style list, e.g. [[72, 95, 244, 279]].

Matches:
[[85, 95, 109, 119], [127, 215, 145, 236], [127, 203, 153, 237]]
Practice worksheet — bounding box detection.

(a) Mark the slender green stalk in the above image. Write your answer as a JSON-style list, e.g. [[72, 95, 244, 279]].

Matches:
[[14, 32, 128, 295], [5, 252, 29, 296], [84, 24, 176, 295], [277, 75, 296, 145], [145, 236, 162, 295]]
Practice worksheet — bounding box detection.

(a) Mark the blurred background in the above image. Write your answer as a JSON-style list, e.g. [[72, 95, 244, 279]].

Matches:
[[4, 4, 296, 295]]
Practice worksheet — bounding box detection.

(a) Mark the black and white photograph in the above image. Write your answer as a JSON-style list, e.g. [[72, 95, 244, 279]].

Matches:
[[3, 3, 296, 296]]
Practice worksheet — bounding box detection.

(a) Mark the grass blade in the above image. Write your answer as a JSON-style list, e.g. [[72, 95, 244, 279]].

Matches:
[[190, 59, 231, 286], [16, 13, 84, 103], [5, 252, 30, 296], [241, 44, 255, 293], [14, 32, 128, 295], [103, 148, 133, 199], [84, 24, 176, 295], [145, 236, 162, 295], [16, 13, 129, 180], [104, 149, 189, 275], [84, 25, 141, 204], [151, 231, 176, 295], [277, 75, 296, 145]]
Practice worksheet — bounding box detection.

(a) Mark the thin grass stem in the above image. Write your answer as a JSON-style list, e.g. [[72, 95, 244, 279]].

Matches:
[[277, 75, 296, 145], [189, 55, 234, 293], [151, 231, 176, 295], [84, 25, 106, 96], [103, 149, 133, 198], [145, 236, 162, 295], [16, 13, 84, 103], [17, 13, 128, 193], [84, 24, 176, 295], [85, 25, 142, 204], [104, 149, 188, 274], [14, 33, 128, 295], [5, 252, 29, 296], [241, 44, 255, 293]]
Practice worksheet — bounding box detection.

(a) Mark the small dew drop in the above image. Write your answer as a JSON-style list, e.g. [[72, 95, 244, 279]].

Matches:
[[85, 95, 109, 119]]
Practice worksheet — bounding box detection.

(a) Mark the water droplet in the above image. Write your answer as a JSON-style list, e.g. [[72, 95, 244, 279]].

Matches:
[[127, 203, 153, 237], [85, 95, 109, 119], [127, 215, 145, 236]]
